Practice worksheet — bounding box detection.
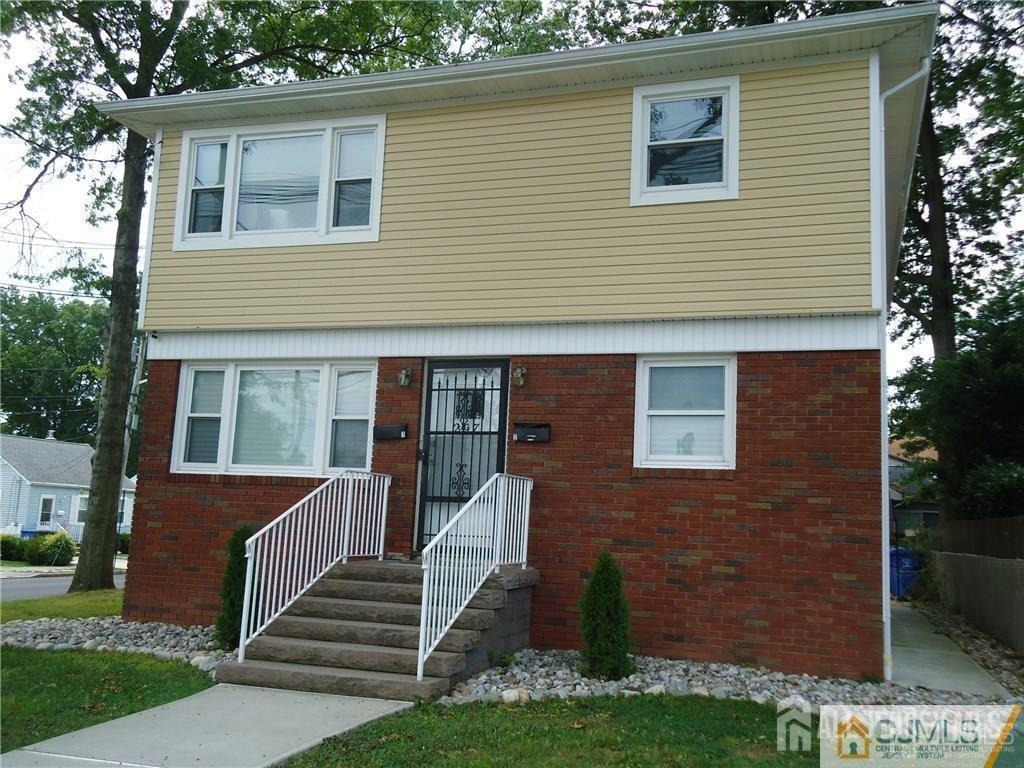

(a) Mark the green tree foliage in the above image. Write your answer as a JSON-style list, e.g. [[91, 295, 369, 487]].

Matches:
[[579, 550, 633, 680], [215, 525, 253, 650], [891, 273, 1024, 519], [1, 288, 108, 441]]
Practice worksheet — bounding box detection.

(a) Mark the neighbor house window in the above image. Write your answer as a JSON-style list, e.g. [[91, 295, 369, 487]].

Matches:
[[76, 493, 89, 524], [630, 77, 739, 206], [634, 356, 736, 469], [172, 362, 376, 476], [175, 115, 385, 251]]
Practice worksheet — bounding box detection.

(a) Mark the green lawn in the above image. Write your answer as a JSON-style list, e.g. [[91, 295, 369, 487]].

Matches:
[[1, 647, 214, 751], [0, 561, 35, 569], [1, 589, 123, 623], [287, 696, 819, 768]]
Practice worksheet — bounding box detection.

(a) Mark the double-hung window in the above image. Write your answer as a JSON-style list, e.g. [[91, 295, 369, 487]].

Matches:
[[173, 362, 377, 476], [634, 356, 737, 469], [630, 77, 739, 206], [175, 115, 386, 250]]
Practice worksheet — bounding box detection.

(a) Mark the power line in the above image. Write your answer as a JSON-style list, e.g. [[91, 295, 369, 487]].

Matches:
[[0, 282, 108, 299]]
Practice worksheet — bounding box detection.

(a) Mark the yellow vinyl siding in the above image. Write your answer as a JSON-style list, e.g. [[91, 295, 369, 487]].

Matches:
[[144, 59, 871, 330]]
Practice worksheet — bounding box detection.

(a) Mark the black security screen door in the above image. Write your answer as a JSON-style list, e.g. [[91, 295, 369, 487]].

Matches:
[[418, 360, 509, 549]]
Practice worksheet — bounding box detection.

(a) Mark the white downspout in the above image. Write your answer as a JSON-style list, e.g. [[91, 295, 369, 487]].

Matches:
[[875, 54, 932, 682]]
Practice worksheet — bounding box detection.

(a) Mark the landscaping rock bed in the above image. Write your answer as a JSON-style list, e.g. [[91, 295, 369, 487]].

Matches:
[[0, 617, 234, 676], [913, 602, 1024, 696], [442, 649, 1024, 709]]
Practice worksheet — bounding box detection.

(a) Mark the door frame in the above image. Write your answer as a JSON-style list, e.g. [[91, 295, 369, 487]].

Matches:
[[416, 358, 510, 551], [37, 493, 56, 529]]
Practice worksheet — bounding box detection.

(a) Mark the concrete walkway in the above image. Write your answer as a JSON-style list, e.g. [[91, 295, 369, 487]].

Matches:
[[3, 684, 411, 768], [891, 602, 1010, 697]]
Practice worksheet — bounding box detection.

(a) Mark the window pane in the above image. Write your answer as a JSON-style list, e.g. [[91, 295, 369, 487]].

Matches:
[[649, 96, 722, 142], [649, 366, 724, 410], [236, 135, 322, 232], [330, 420, 369, 468], [649, 415, 724, 457], [333, 180, 371, 227], [191, 370, 225, 414], [648, 142, 723, 187], [78, 495, 89, 524], [232, 369, 320, 467], [185, 417, 221, 463], [335, 371, 371, 416], [194, 143, 227, 186], [337, 131, 375, 178], [189, 189, 224, 233]]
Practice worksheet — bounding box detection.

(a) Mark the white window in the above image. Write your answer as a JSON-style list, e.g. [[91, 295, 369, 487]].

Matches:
[[38, 495, 55, 527], [174, 115, 386, 251], [172, 362, 377, 477], [75, 493, 89, 524], [630, 77, 739, 206], [634, 356, 736, 469]]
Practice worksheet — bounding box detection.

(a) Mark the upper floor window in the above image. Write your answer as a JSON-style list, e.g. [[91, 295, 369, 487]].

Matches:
[[630, 77, 739, 206], [174, 115, 386, 251]]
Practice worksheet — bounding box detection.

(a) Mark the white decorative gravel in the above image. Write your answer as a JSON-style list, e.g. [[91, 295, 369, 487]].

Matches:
[[0, 617, 234, 676], [441, 649, 1024, 709]]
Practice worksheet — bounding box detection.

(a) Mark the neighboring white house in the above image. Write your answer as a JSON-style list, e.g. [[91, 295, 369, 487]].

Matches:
[[0, 434, 134, 543]]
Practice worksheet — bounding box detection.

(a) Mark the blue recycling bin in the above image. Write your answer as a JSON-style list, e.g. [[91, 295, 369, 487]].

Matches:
[[889, 546, 923, 598]]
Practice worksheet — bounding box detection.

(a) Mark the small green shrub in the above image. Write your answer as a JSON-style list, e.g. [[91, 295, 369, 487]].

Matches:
[[118, 532, 131, 554], [579, 550, 633, 680], [0, 534, 26, 561], [215, 525, 253, 650], [24, 534, 49, 565], [41, 530, 76, 566]]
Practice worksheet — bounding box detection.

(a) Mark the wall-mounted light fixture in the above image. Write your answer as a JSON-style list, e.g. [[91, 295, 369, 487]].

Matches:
[[398, 367, 414, 387], [512, 366, 527, 387]]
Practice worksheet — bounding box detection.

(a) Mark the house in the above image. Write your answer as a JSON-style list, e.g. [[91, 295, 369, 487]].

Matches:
[[97, 5, 937, 697], [889, 440, 940, 537], [0, 434, 135, 543]]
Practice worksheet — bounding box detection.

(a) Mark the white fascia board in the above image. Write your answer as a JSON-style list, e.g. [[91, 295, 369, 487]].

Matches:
[[96, 5, 938, 138], [146, 314, 883, 361]]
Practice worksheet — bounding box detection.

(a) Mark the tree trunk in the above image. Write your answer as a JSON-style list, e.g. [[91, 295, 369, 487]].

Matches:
[[69, 129, 148, 591], [918, 88, 958, 361]]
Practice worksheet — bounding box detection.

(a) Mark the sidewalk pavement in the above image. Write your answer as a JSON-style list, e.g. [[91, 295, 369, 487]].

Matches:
[[0, 555, 128, 579], [890, 602, 1010, 697], [2, 684, 410, 768]]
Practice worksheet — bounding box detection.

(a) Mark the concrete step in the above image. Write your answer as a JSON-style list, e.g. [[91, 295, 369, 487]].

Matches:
[[266, 615, 480, 653], [290, 596, 496, 631], [216, 659, 449, 701], [327, 560, 423, 583], [246, 635, 465, 678], [308, 578, 506, 610]]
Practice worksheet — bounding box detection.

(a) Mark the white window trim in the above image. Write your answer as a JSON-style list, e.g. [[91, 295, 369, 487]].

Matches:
[[73, 493, 89, 525], [630, 77, 740, 207], [633, 355, 737, 470], [173, 115, 386, 251], [172, 360, 378, 477]]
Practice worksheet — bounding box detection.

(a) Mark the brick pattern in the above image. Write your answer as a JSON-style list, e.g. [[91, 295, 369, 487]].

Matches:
[[127, 351, 882, 679], [505, 352, 883, 679]]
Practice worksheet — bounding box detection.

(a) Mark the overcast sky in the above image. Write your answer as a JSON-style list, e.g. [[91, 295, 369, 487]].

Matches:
[[1, 35, 931, 376]]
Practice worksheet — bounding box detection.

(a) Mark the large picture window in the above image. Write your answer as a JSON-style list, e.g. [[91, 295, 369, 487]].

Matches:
[[173, 362, 377, 476], [175, 115, 386, 250], [630, 77, 739, 206], [634, 356, 736, 469]]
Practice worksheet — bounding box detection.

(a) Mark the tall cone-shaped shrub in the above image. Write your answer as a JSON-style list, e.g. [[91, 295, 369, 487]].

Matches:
[[215, 525, 253, 650], [579, 550, 633, 679]]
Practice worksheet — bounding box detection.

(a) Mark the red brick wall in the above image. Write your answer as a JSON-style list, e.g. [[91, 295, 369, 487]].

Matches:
[[128, 351, 882, 678], [505, 351, 883, 679]]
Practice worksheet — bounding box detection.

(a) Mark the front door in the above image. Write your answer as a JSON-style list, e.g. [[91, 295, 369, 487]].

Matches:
[[38, 495, 55, 529], [418, 360, 509, 549]]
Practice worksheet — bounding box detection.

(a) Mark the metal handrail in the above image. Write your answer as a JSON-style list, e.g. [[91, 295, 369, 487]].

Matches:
[[416, 472, 533, 680], [238, 470, 391, 662]]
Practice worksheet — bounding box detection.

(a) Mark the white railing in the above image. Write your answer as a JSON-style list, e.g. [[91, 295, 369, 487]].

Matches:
[[238, 470, 391, 662], [416, 473, 533, 680]]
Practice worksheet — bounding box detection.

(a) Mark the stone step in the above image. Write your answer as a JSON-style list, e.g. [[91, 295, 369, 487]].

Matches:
[[327, 560, 423, 583], [216, 659, 449, 701], [246, 635, 465, 678], [290, 596, 496, 631], [308, 578, 506, 610], [266, 615, 480, 653]]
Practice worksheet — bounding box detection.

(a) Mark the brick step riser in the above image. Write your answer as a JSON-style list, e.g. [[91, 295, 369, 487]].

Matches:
[[265, 617, 479, 653], [246, 638, 464, 678]]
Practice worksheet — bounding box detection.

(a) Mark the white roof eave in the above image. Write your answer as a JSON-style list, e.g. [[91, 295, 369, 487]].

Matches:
[[97, 4, 938, 138]]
